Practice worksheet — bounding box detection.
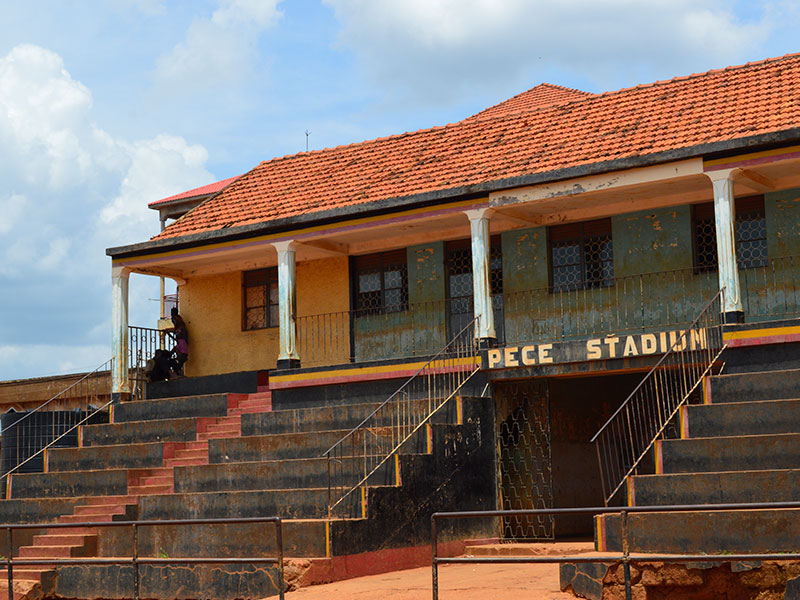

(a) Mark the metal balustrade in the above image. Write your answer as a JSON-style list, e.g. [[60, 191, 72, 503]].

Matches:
[[591, 290, 726, 506], [323, 318, 481, 518]]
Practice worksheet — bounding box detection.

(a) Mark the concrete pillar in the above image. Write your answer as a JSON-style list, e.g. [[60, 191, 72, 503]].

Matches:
[[705, 169, 743, 323], [111, 265, 131, 400], [465, 208, 497, 346], [273, 241, 301, 369]]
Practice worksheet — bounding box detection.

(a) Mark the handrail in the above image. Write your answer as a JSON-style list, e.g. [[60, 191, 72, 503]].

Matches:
[[2, 515, 284, 600], [590, 289, 726, 505], [431, 501, 800, 600], [0, 359, 111, 436], [1, 396, 114, 482], [323, 317, 481, 517]]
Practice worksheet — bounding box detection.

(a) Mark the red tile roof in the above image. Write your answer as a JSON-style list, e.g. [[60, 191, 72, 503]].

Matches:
[[154, 53, 800, 241], [148, 175, 241, 207], [465, 83, 593, 121]]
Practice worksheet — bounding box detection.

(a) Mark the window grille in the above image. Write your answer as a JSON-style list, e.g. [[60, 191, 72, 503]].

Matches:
[[242, 268, 279, 330], [693, 195, 767, 271], [353, 249, 408, 314], [549, 219, 614, 292]]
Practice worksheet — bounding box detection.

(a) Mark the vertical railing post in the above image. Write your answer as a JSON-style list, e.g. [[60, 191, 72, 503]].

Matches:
[[431, 514, 439, 600], [6, 527, 12, 600], [622, 510, 632, 600], [276, 519, 285, 600], [132, 523, 139, 600]]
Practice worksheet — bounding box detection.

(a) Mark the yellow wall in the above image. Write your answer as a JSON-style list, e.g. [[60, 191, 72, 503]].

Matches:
[[180, 256, 351, 376]]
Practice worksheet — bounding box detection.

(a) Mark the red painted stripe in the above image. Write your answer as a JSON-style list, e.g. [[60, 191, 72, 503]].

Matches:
[[705, 149, 800, 171], [271, 363, 475, 390], [726, 332, 800, 348]]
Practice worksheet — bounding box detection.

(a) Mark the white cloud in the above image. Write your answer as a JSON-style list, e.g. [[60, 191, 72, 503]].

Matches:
[[153, 0, 282, 94], [0, 43, 214, 380], [324, 0, 771, 99]]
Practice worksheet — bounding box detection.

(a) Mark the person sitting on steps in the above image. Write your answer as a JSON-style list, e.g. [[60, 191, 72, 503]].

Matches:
[[169, 306, 189, 377]]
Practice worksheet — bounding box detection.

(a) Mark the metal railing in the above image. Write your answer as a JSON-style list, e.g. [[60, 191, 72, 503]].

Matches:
[[740, 254, 800, 321], [297, 300, 449, 367], [323, 318, 481, 518], [431, 502, 800, 600], [0, 359, 113, 478], [2, 516, 284, 600], [502, 267, 718, 345], [591, 290, 726, 506]]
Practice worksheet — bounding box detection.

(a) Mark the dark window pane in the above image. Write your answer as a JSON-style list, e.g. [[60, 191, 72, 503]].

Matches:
[[358, 271, 381, 293], [384, 268, 403, 289], [246, 308, 265, 330], [268, 304, 279, 327]]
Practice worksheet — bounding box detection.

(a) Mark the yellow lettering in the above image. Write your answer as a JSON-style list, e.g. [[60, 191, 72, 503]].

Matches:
[[669, 330, 687, 351], [659, 331, 668, 353], [586, 339, 602, 360], [521, 345, 537, 366], [487, 348, 502, 369], [623, 336, 639, 357], [691, 328, 707, 350], [504, 346, 519, 368], [604, 336, 619, 358], [641, 334, 658, 354], [538, 343, 554, 364]]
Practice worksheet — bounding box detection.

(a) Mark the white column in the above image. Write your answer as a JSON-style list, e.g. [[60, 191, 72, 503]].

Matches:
[[705, 169, 743, 320], [111, 265, 131, 398], [465, 208, 496, 343], [273, 241, 300, 368]]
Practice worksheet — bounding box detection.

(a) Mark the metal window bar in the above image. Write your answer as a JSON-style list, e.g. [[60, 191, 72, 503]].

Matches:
[[590, 289, 726, 506], [323, 317, 481, 518], [2, 516, 284, 600], [431, 501, 800, 600]]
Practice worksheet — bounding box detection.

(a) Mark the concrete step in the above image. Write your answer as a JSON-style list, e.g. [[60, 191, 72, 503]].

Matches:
[[8, 469, 129, 499], [140, 475, 173, 487], [242, 397, 454, 436], [204, 423, 241, 435], [209, 426, 427, 463], [72, 504, 127, 517], [197, 430, 239, 441], [657, 433, 800, 473], [597, 508, 800, 554], [32, 533, 97, 546], [75, 495, 137, 507], [0, 568, 48, 583], [183, 440, 209, 451], [18, 544, 84, 558], [175, 456, 397, 494], [630, 469, 800, 506], [82, 417, 197, 446], [682, 398, 800, 438], [112, 393, 230, 423], [164, 457, 207, 467], [0, 498, 83, 525], [47, 442, 166, 472], [172, 449, 207, 459], [128, 484, 172, 496], [708, 368, 800, 403], [138, 487, 337, 520]]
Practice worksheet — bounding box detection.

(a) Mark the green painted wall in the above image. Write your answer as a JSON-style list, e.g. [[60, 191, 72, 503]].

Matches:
[[501, 228, 548, 292], [352, 242, 447, 361], [612, 206, 693, 277], [766, 187, 800, 258]]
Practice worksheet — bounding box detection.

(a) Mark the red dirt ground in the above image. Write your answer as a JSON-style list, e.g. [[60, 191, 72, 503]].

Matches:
[[283, 562, 576, 600]]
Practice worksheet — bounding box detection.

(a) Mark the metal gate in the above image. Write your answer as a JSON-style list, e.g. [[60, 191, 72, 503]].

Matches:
[[495, 380, 554, 540]]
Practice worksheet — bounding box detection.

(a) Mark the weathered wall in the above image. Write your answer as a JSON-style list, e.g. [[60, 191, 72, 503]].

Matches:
[[611, 206, 692, 277], [766, 186, 800, 258], [501, 227, 548, 292], [181, 271, 279, 377]]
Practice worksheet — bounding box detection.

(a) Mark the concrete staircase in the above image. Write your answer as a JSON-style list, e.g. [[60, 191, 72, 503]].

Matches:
[[0, 389, 494, 599], [596, 366, 800, 555], [565, 366, 800, 599]]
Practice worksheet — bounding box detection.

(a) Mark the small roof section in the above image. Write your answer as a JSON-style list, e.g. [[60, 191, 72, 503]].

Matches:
[[148, 175, 242, 208], [147, 53, 800, 244], [464, 83, 593, 121]]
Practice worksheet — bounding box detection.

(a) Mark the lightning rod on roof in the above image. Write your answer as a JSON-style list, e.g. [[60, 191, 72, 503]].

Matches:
[[305, 130, 311, 152]]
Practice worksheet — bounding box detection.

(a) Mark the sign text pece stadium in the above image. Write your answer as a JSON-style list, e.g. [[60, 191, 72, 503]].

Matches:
[[484, 328, 708, 370]]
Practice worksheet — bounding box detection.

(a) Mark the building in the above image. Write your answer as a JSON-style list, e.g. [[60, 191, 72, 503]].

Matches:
[[9, 52, 779, 596]]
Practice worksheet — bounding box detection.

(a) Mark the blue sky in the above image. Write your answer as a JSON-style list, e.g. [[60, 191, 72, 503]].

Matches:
[[0, 0, 798, 380]]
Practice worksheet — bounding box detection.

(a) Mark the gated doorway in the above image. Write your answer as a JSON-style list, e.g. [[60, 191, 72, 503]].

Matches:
[[494, 379, 554, 540]]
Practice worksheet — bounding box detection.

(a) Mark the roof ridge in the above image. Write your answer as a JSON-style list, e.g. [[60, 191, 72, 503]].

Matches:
[[591, 51, 800, 100]]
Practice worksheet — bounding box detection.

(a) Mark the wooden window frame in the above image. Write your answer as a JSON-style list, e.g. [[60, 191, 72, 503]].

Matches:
[[242, 268, 279, 331], [548, 218, 614, 292]]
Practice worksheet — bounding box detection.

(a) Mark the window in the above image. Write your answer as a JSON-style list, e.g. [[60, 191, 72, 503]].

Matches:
[[549, 218, 614, 292], [693, 195, 767, 271], [242, 268, 279, 330], [353, 250, 408, 314]]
